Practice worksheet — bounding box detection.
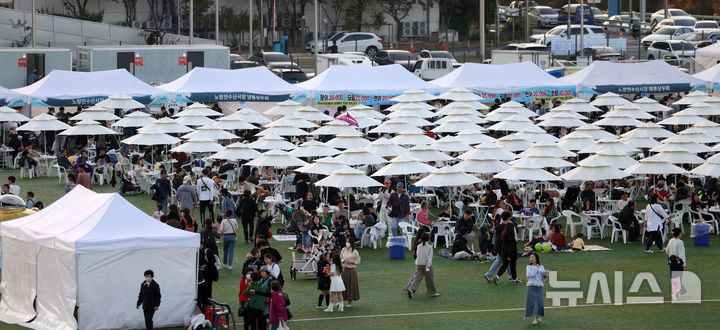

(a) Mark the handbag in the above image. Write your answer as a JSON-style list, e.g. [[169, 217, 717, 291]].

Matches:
[[278, 320, 290, 330]]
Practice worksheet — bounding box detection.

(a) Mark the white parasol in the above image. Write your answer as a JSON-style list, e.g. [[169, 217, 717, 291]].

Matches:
[[296, 156, 346, 175], [111, 111, 156, 128], [210, 142, 262, 160], [364, 138, 408, 158], [245, 149, 309, 168], [70, 105, 121, 121], [371, 154, 437, 176], [414, 166, 481, 187], [247, 135, 297, 150], [290, 140, 341, 158], [170, 137, 224, 153], [95, 93, 145, 110], [58, 119, 120, 136]]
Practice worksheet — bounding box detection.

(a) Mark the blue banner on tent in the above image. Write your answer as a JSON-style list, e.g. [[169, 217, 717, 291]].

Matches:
[[314, 91, 401, 105], [40, 95, 155, 106], [589, 83, 704, 94], [471, 86, 576, 103], [187, 92, 293, 103]]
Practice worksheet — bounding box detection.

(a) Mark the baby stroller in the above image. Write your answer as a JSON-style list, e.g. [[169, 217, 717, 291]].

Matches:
[[275, 199, 305, 236], [562, 185, 580, 211], [289, 225, 330, 280], [119, 168, 141, 195]]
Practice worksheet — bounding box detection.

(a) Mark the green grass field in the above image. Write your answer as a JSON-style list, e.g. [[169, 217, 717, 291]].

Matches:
[[1, 169, 719, 329]]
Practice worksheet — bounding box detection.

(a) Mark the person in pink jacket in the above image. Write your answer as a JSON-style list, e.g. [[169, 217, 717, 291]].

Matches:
[[269, 281, 289, 330]]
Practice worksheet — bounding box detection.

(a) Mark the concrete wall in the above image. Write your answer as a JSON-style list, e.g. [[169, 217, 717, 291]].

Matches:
[[0, 48, 70, 88], [77, 46, 229, 84]]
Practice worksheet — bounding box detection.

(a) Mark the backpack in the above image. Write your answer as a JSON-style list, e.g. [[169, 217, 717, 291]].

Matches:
[[204, 249, 220, 282]]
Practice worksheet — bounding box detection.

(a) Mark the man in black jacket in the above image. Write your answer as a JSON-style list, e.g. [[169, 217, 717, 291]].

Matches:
[[136, 269, 161, 330], [618, 201, 641, 243]]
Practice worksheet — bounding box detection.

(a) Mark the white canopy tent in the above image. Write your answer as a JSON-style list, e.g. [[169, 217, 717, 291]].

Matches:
[[297, 64, 439, 105], [158, 67, 305, 103], [13, 69, 164, 106], [0, 187, 199, 330], [561, 60, 705, 94], [430, 62, 574, 102]]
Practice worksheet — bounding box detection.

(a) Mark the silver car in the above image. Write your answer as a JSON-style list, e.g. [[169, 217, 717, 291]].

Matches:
[[528, 6, 558, 28], [646, 40, 695, 65]]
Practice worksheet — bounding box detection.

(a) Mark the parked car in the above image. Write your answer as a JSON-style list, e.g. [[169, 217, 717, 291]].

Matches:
[[591, 7, 608, 21], [694, 20, 720, 33], [646, 40, 695, 65], [248, 52, 292, 66], [373, 50, 416, 71], [267, 63, 308, 84], [641, 26, 694, 48], [417, 50, 460, 68], [530, 25, 606, 47], [528, 6, 559, 28], [696, 40, 716, 48], [230, 60, 260, 69], [603, 15, 637, 32], [313, 32, 383, 58], [508, 0, 538, 9], [571, 46, 623, 61], [683, 31, 720, 46], [650, 8, 696, 27], [501, 43, 549, 51], [412, 58, 454, 81], [558, 4, 594, 25], [305, 30, 349, 53]]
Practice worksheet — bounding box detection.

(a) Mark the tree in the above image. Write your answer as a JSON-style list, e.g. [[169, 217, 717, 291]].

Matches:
[[146, 0, 166, 44], [345, 0, 371, 31], [112, 0, 138, 26], [376, 0, 415, 42], [9, 19, 31, 47], [321, 0, 344, 34], [64, 0, 104, 22]]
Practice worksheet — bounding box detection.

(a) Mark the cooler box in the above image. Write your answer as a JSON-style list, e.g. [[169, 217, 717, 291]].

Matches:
[[388, 237, 406, 259], [692, 223, 710, 246]]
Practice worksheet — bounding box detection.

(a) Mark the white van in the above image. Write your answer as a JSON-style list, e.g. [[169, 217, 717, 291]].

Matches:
[[315, 53, 373, 74], [412, 58, 454, 81]]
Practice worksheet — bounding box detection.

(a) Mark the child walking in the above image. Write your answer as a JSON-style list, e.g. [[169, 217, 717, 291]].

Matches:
[[269, 281, 289, 330], [316, 252, 331, 309], [152, 205, 164, 220], [324, 254, 345, 312]]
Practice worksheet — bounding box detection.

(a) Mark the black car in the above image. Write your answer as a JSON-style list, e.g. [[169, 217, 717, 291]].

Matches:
[[247, 52, 292, 66], [571, 46, 624, 61], [373, 50, 416, 71], [268, 63, 308, 84], [230, 60, 260, 69]]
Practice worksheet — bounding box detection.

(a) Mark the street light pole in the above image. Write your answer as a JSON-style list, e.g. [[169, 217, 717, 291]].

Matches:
[[480, 0, 485, 61], [32, 0, 36, 47], [524, 0, 529, 42], [580, 0, 584, 55], [215, 0, 220, 45], [189, 0, 194, 44], [249, 0, 253, 54], [314, 0, 318, 73]]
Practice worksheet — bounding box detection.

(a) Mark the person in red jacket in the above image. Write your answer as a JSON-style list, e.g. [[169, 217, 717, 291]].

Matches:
[[239, 270, 253, 330], [269, 281, 289, 330]]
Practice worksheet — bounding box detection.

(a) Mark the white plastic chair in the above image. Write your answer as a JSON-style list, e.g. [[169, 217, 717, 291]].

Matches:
[[562, 210, 583, 238], [51, 161, 68, 184], [581, 213, 603, 239], [398, 221, 418, 251], [609, 215, 627, 244], [433, 223, 453, 248], [360, 226, 383, 249], [690, 209, 718, 235], [525, 216, 546, 242]]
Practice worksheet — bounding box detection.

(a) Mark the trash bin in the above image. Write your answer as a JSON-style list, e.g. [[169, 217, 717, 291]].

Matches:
[[388, 237, 406, 259], [692, 223, 710, 246]]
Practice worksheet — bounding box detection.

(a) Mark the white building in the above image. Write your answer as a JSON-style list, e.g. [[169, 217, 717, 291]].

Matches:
[[8, 0, 440, 47]]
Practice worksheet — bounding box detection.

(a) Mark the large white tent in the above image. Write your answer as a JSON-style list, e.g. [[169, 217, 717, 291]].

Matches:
[[430, 62, 574, 102], [0, 85, 22, 105], [694, 62, 720, 90], [0, 187, 199, 330], [297, 64, 438, 105], [12, 69, 165, 106], [562, 60, 706, 94], [694, 43, 720, 80], [158, 67, 305, 103]]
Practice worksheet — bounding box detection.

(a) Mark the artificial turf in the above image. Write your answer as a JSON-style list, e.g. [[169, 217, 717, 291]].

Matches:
[[1, 169, 718, 329]]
